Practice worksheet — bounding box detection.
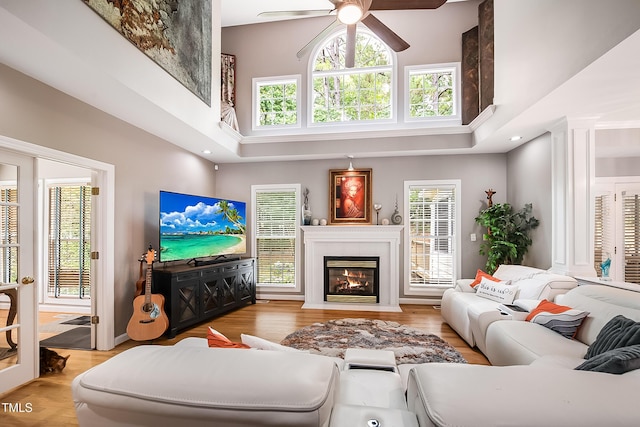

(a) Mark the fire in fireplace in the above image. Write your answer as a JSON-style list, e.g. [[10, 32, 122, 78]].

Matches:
[[324, 256, 380, 303]]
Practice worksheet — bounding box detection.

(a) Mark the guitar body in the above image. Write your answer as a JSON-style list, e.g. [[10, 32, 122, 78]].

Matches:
[[126, 246, 169, 341], [127, 293, 169, 341]]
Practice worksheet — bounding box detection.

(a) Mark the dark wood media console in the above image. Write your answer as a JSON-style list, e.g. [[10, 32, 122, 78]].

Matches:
[[152, 258, 256, 338]]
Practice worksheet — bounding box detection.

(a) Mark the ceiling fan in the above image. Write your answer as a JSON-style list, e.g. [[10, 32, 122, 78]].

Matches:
[[259, 0, 447, 68]]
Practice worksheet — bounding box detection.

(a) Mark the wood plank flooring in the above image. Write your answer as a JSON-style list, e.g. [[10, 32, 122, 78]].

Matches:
[[1, 301, 488, 426]]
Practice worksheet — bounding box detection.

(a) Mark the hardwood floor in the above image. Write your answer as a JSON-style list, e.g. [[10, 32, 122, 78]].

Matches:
[[1, 301, 488, 426]]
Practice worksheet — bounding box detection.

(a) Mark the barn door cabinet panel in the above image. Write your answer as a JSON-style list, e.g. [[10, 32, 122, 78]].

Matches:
[[153, 258, 256, 338]]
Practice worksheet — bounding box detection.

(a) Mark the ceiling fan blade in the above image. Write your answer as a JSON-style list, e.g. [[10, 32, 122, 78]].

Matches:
[[297, 20, 343, 60], [258, 10, 333, 19], [370, 0, 446, 10], [345, 24, 356, 68], [361, 13, 410, 52]]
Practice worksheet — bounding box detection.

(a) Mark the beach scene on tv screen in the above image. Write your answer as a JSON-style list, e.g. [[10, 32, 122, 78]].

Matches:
[[160, 192, 246, 262]]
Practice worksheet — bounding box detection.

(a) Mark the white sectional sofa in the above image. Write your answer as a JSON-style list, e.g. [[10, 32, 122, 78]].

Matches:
[[407, 283, 640, 426], [485, 283, 640, 365], [441, 264, 578, 353]]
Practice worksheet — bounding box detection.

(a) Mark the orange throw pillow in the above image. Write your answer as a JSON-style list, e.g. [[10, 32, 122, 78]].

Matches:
[[470, 269, 501, 288], [207, 327, 250, 349], [525, 300, 589, 339], [525, 300, 571, 321]]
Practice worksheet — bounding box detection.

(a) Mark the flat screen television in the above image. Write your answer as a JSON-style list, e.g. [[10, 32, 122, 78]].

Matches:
[[159, 190, 246, 263]]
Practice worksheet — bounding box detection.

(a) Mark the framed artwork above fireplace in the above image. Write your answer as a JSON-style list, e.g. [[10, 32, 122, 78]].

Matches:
[[329, 168, 372, 225]]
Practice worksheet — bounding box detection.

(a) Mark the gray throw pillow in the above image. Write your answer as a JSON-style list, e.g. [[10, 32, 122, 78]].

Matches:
[[576, 344, 640, 374], [585, 315, 640, 359]]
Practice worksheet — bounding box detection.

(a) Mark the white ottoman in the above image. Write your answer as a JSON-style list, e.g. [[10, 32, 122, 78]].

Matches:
[[72, 345, 339, 427]]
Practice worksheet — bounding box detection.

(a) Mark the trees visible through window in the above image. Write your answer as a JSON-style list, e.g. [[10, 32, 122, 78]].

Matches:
[[406, 64, 459, 121], [47, 184, 91, 299], [252, 184, 300, 288], [253, 76, 300, 129], [405, 180, 460, 291], [312, 30, 393, 123]]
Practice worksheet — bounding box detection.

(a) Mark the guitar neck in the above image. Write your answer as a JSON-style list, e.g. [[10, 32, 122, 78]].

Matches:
[[145, 263, 153, 303]]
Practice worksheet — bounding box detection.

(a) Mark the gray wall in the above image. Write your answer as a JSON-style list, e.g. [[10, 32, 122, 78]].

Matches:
[[506, 133, 553, 269], [216, 153, 507, 298], [0, 64, 217, 336]]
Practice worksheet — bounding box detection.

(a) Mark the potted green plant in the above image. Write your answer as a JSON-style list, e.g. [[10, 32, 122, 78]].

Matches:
[[475, 203, 540, 274]]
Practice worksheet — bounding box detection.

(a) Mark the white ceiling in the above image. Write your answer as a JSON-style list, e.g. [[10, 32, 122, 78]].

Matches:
[[221, 0, 335, 27]]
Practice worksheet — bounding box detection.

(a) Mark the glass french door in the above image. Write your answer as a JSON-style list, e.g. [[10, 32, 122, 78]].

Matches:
[[594, 181, 640, 284], [0, 149, 37, 394]]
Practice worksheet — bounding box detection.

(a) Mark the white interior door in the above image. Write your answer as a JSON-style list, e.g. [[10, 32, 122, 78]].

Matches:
[[0, 149, 37, 394]]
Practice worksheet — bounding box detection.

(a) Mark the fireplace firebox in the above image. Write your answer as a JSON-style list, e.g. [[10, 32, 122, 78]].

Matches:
[[324, 256, 380, 303]]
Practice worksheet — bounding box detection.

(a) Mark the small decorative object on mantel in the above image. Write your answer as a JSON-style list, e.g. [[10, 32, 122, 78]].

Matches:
[[391, 196, 402, 225], [381, 218, 390, 226], [374, 204, 382, 225], [302, 188, 312, 225], [329, 168, 372, 225]]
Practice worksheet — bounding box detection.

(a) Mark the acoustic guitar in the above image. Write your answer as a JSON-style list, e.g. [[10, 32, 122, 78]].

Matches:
[[126, 246, 169, 341]]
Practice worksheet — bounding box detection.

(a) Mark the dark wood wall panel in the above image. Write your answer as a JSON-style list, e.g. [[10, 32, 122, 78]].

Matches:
[[461, 26, 479, 125], [479, 0, 494, 112]]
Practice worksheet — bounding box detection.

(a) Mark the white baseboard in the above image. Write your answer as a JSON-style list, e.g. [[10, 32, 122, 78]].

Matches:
[[399, 297, 442, 305], [256, 294, 305, 301], [114, 333, 129, 347]]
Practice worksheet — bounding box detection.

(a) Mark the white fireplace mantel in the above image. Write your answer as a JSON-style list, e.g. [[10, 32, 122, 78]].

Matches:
[[301, 225, 403, 312]]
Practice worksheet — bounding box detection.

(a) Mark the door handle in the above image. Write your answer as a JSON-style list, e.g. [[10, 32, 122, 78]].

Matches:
[[21, 276, 35, 285]]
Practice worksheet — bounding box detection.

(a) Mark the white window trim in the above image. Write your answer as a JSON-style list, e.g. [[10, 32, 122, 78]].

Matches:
[[403, 179, 461, 297], [307, 26, 398, 130], [252, 75, 302, 132], [251, 183, 302, 293], [404, 62, 462, 125]]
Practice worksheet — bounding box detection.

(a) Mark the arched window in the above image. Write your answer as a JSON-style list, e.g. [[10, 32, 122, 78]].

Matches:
[[311, 29, 394, 124]]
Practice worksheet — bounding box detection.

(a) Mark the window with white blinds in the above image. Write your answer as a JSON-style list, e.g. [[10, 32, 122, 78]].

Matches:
[[405, 180, 460, 293], [623, 192, 640, 284], [593, 193, 614, 276], [47, 184, 91, 299], [252, 184, 300, 288], [0, 187, 18, 284]]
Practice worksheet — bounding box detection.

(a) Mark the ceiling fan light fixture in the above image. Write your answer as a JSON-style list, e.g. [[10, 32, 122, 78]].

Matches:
[[338, 4, 363, 25]]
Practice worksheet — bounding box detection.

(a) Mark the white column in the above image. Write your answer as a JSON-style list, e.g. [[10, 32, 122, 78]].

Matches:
[[550, 117, 597, 277]]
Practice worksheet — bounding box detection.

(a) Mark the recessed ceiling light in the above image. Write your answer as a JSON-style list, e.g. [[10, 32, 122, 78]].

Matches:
[[202, 149, 212, 154], [509, 136, 522, 142]]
